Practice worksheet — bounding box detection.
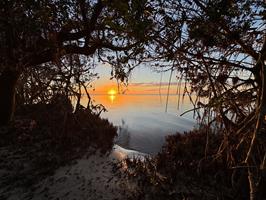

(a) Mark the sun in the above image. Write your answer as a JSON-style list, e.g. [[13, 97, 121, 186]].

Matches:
[[107, 88, 117, 103], [107, 89, 117, 95]]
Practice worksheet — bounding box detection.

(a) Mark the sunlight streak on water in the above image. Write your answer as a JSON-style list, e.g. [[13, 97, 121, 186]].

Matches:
[[108, 94, 116, 103]]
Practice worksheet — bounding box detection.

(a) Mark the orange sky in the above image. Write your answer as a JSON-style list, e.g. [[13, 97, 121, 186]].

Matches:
[[90, 81, 188, 95], [80, 88, 195, 113]]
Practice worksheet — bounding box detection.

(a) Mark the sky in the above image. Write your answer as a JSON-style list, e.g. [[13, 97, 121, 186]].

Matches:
[[90, 63, 184, 95]]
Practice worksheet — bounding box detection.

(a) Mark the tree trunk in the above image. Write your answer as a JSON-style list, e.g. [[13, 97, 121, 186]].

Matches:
[[0, 69, 19, 126]]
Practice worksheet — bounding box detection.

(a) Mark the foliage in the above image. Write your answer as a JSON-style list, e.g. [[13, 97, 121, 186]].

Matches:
[[151, 0, 265, 125], [14, 94, 117, 153], [0, 0, 155, 79], [16, 54, 98, 111], [147, 1, 266, 199], [0, 0, 157, 125], [0, 95, 117, 192], [124, 128, 251, 200]]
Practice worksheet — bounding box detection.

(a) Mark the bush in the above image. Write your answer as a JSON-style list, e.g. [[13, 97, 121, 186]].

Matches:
[[124, 128, 240, 200], [0, 96, 117, 188]]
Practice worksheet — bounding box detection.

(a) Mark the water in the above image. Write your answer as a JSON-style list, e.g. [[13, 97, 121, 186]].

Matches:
[[87, 94, 196, 154]]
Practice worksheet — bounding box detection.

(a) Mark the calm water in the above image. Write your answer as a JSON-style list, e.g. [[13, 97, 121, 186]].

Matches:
[[87, 94, 196, 154]]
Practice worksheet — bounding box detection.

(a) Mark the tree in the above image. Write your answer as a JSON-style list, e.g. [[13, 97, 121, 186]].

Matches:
[[15, 54, 98, 111], [0, 0, 155, 125], [150, 1, 265, 199]]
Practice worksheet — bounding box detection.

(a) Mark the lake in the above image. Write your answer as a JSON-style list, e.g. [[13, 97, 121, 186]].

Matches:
[[85, 94, 196, 154]]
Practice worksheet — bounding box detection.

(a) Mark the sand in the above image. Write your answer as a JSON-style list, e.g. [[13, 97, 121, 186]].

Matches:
[[0, 145, 146, 200]]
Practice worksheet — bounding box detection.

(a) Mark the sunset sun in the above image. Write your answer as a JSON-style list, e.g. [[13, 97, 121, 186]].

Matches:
[[107, 88, 117, 103], [107, 89, 117, 95]]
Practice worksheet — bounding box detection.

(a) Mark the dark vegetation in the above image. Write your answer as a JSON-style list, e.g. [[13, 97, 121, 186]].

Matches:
[[0, 0, 154, 125], [124, 128, 257, 200], [144, 1, 265, 199], [0, 0, 265, 199], [0, 95, 117, 197]]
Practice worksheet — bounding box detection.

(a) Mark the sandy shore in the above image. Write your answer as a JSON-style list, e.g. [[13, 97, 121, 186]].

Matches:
[[0, 145, 146, 200]]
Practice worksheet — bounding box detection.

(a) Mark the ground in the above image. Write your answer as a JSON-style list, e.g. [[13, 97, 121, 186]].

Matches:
[[0, 100, 129, 200], [0, 146, 140, 200]]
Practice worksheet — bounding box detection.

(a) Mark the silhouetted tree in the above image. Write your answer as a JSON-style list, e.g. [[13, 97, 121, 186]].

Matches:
[[15, 54, 97, 111], [0, 0, 155, 125], [151, 1, 265, 199]]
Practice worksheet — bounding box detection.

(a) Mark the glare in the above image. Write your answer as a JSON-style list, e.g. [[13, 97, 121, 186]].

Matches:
[[107, 89, 117, 103], [108, 89, 117, 95]]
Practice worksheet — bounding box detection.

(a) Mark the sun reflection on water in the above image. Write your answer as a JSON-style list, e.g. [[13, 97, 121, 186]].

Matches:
[[107, 88, 117, 103], [108, 94, 116, 103]]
